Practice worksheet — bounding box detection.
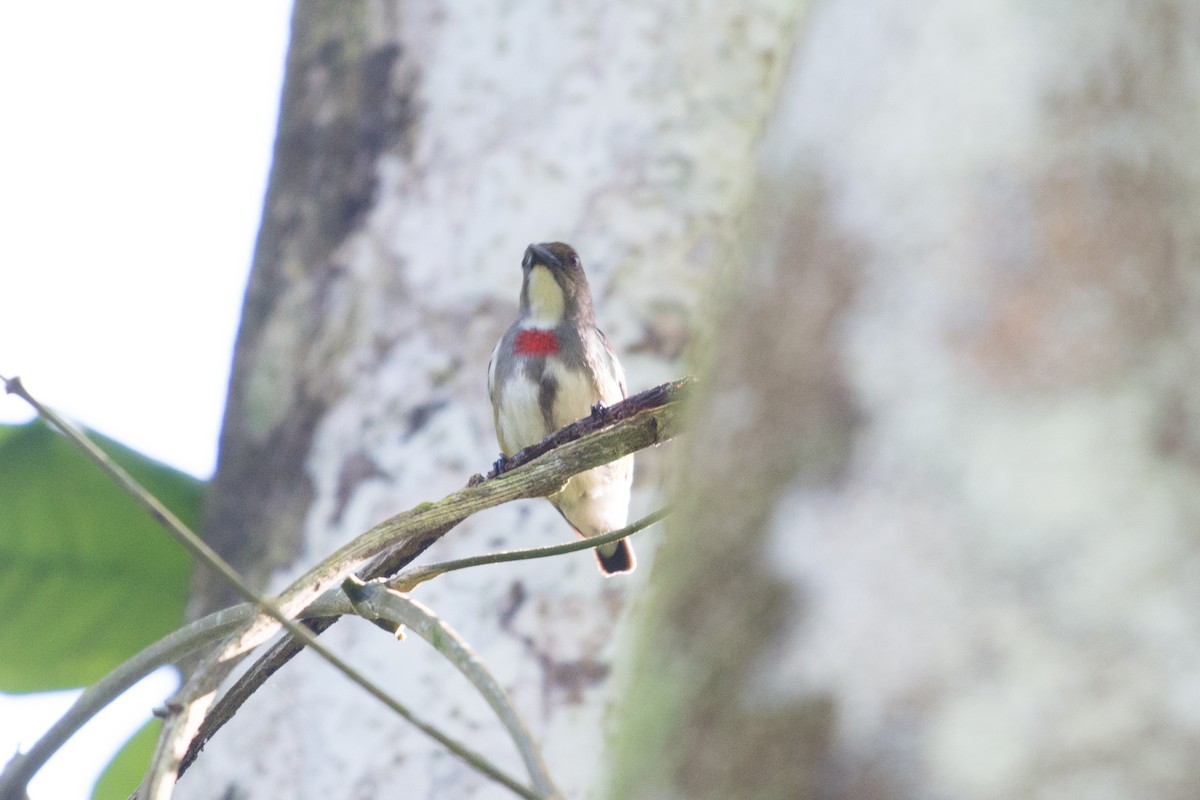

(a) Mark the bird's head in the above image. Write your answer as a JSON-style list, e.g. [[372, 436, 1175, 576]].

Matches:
[[520, 242, 595, 327]]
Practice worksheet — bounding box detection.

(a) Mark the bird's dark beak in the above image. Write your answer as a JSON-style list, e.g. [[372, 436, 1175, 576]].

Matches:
[[526, 242, 561, 269]]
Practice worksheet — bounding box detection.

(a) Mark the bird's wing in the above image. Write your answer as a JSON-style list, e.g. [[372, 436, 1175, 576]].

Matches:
[[486, 337, 502, 405], [595, 328, 628, 399]]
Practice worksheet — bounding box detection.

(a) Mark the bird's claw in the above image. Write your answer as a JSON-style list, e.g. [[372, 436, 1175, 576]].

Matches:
[[590, 402, 606, 422], [493, 454, 510, 476]]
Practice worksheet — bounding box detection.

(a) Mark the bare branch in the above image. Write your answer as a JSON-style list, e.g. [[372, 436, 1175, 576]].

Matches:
[[344, 578, 562, 798], [0, 606, 252, 800], [2, 587, 546, 800], [389, 507, 671, 591], [151, 380, 689, 798], [2, 376, 421, 749], [173, 510, 670, 779], [0, 375, 687, 799]]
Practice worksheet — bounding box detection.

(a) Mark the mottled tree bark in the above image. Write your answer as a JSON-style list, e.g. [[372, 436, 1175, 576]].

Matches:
[[609, 2, 1200, 799]]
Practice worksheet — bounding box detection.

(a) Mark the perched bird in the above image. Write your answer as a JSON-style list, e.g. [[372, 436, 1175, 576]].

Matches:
[[488, 242, 635, 575]]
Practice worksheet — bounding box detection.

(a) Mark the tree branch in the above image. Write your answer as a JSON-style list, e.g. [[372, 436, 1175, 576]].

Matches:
[[482, 377, 694, 480], [149, 379, 690, 799], [0, 606, 252, 800], [1, 375, 421, 750], [176, 508, 670, 778], [388, 507, 672, 591], [1, 581, 551, 800], [343, 578, 562, 798]]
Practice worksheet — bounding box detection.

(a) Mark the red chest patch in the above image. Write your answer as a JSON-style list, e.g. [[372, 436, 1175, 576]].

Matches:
[[514, 329, 560, 357]]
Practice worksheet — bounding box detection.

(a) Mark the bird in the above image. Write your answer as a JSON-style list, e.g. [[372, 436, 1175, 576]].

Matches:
[[487, 242, 635, 575]]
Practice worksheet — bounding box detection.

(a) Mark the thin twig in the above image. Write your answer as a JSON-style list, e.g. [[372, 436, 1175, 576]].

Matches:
[[2, 376, 530, 799], [1, 375, 687, 798], [2, 377, 415, 709], [177, 385, 686, 779], [0, 605, 251, 800], [1, 581, 551, 800], [389, 508, 671, 591], [150, 403, 682, 797], [344, 578, 561, 798]]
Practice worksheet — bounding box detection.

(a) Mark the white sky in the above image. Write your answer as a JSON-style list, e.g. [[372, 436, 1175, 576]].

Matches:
[[0, 0, 293, 478], [0, 2, 294, 798]]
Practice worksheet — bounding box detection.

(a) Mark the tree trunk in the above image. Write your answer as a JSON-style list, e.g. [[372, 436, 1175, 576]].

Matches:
[[609, 2, 1200, 799], [182, 1, 802, 797]]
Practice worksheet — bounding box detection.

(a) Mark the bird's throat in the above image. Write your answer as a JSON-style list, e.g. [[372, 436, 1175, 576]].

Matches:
[[514, 329, 560, 356], [525, 265, 565, 326]]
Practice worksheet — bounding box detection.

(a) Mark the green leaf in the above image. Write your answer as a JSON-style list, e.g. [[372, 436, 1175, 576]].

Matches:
[[92, 718, 160, 800], [0, 420, 202, 692]]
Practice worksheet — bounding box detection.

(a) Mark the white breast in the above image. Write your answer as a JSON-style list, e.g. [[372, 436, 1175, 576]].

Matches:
[[494, 371, 548, 456], [545, 357, 604, 430]]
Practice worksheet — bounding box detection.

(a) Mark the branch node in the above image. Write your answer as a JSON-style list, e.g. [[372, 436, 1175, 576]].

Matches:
[[343, 576, 408, 636]]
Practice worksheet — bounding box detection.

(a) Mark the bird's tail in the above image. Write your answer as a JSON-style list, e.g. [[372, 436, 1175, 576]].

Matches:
[[595, 538, 635, 575]]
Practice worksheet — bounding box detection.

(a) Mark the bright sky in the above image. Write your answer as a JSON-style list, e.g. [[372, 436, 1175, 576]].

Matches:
[[0, 2, 293, 797]]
